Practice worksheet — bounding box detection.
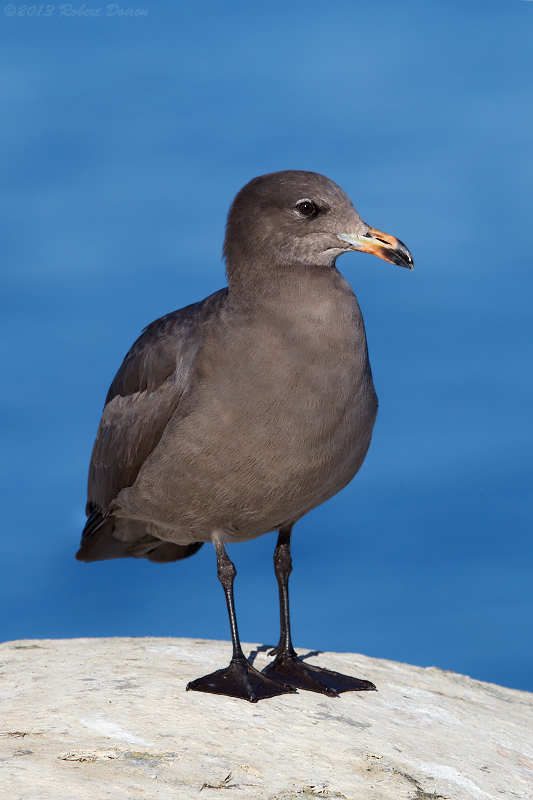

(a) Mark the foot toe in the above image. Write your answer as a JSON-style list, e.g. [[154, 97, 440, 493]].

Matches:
[[187, 657, 296, 702], [263, 654, 376, 695]]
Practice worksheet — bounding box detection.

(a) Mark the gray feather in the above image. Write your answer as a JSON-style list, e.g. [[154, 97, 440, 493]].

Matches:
[[78, 290, 227, 561]]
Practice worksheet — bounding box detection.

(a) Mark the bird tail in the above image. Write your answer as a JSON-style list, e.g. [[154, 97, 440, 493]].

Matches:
[[76, 507, 203, 563]]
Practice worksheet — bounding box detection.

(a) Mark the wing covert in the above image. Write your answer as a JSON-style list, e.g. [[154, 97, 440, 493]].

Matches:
[[87, 288, 227, 515]]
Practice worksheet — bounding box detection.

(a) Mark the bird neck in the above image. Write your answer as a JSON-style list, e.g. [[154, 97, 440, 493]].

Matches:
[[225, 257, 340, 304]]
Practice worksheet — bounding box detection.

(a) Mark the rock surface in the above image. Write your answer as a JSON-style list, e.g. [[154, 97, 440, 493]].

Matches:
[[0, 637, 531, 799]]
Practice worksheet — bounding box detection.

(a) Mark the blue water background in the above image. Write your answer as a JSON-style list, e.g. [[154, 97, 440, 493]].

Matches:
[[1, 0, 532, 691]]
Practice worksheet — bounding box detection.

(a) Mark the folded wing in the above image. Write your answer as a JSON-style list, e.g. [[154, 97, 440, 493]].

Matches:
[[77, 289, 228, 563]]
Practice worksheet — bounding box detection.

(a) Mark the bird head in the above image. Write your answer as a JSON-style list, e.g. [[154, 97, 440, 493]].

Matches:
[[223, 170, 413, 278]]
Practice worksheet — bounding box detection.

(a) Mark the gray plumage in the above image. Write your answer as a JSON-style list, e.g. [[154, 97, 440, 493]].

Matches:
[[78, 171, 412, 564], [77, 170, 413, 701], [81, 172, 368, 559]]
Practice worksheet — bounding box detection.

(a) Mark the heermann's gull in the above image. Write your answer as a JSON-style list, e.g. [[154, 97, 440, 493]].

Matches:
[[77, 170, 413, 702]]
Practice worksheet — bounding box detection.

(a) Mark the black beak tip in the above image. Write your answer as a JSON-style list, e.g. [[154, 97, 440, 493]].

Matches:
[[394, 240, 414, 270]]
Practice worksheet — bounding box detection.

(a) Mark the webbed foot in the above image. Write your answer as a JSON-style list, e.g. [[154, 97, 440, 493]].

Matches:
[[187, 656, 297, 702], [262, 652, 376, 696]]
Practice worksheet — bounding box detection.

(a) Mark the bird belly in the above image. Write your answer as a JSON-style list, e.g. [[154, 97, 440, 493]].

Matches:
[[115, 356, 377, 545], [114, 285, 378, 544]]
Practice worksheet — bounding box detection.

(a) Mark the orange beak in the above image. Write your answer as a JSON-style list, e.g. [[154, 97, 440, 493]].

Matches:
[[337, 226, 414, 270]]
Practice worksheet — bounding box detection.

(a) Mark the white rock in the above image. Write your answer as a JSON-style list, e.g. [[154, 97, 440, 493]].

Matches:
[[0, 637, 531, 799]]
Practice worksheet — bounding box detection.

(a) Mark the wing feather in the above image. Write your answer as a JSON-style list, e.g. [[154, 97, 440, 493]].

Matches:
[[77, 288, 227, 562]]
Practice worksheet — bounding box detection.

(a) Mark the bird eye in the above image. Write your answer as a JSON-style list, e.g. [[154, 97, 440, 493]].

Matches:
[[296, 200, 317, 217]]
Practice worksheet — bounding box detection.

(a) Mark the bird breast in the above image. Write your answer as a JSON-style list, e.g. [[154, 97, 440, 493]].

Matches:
[[115, 269, 378, 541]]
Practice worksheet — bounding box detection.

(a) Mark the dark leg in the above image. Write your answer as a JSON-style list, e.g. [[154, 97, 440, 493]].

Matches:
[[186, 534, 295, 702], [262, 527, 376, 696]]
